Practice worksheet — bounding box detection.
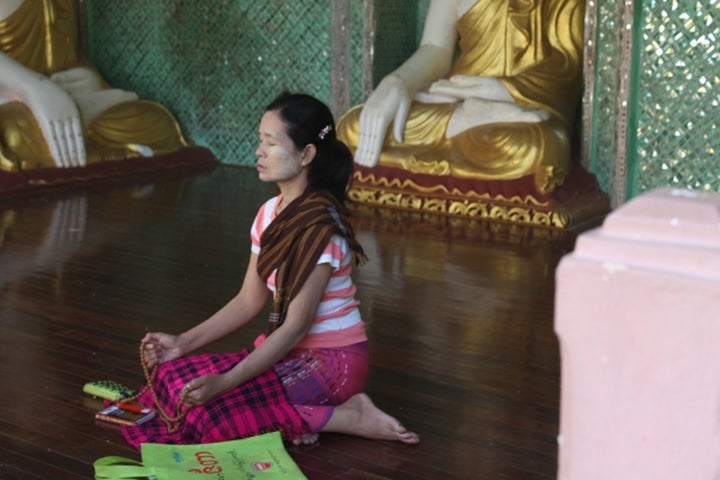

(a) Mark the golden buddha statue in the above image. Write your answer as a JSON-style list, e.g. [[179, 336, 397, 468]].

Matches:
[[337, 0, 585, 194], [0, 0, 188, 172]]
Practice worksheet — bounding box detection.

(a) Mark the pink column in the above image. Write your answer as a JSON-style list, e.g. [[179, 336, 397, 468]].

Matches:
[[555, 187, 720, 479]]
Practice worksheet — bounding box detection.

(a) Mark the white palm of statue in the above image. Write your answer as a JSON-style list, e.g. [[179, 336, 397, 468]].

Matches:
[[0, 0, 141, 168]]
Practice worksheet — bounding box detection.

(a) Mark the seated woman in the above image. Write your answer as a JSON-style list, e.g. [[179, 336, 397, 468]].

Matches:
[[0, 0, 188, 172], [337, 0, 585, 194], [125, 93, 419, 448]]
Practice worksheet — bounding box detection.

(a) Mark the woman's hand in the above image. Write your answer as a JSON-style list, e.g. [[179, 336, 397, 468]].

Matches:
[[182, 374, 232, 406], [141, 332, 184, 368]]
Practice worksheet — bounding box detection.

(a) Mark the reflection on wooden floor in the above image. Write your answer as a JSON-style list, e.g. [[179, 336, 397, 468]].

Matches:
[[0, 165, 588, 479]]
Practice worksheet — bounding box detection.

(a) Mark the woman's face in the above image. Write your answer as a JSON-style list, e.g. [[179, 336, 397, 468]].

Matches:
[[255, 110, 308, 184]]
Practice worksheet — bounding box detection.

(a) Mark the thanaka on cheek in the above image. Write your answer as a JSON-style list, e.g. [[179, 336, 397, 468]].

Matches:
[[260, 144, 303, 183], [256, 110, 309, 189]]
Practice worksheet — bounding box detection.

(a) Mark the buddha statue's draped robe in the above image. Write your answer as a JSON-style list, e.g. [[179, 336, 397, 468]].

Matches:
[[337, 0, 584, 193]]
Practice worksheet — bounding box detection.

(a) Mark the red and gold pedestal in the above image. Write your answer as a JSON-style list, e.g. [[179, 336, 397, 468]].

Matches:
[[349, 163, 610, 231]]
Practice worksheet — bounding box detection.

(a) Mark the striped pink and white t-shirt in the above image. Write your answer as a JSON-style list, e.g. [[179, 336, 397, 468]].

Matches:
[[250, 195, 367, 349]]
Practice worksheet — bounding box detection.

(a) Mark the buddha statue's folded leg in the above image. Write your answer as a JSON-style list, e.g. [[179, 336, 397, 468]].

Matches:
[[0, 102, 54, 171], [338, 102, 571, 193], [1, 99, 191, 171], [87, 100, 189, 162], [451, 116, 572, 193]]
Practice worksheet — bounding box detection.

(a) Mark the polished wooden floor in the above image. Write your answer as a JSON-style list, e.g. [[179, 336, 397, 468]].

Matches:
[[0, 164, 586, 480]]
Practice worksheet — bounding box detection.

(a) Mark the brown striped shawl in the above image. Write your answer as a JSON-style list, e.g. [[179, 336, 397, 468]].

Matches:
[[257, 189, 366, 335]]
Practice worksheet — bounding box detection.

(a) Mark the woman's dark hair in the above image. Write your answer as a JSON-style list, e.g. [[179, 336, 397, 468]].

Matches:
[[265, 92, 354, 204]]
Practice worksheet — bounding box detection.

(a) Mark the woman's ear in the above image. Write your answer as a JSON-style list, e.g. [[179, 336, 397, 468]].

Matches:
[[301, 144, 317, 166]]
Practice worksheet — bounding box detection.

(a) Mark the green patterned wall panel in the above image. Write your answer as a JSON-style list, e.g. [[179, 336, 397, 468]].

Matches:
[[347, 1, 370, 103], [85, 0, 360, 166], [373, 1, 426, 83], [589, 0, 719, 203], [628, 0, 719, 196]]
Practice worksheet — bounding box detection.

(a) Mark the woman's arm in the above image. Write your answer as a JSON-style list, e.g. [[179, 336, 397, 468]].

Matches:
[[182, 263, 333, 405]]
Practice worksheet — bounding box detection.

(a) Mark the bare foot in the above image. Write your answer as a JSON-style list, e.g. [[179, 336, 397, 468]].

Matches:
[[292, 432, 319, 446], [323, 393, 420, 444]]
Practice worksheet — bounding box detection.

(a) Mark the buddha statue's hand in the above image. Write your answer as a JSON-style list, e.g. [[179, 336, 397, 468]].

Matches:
[[356, 74, 411, 167], [464, 97, 550, 122], [52, 68, 139, 128], [446, 97, 551, 138], [428, 75, 514, 103], [24, 77, 87, 168], [50, 67, 104, 96]]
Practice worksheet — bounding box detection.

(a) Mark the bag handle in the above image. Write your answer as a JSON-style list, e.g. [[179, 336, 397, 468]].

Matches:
[[94, 456, 157, 479]]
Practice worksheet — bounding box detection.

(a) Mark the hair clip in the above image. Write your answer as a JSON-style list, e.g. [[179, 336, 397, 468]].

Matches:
[[318, 125, 332, 140]]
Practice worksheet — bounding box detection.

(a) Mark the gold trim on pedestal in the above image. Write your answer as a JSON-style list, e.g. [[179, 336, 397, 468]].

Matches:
[[350, 168, 609, 231]]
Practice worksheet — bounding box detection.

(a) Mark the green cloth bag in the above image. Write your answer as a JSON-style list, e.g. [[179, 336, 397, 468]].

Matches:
[[94, 431, 307, 479]]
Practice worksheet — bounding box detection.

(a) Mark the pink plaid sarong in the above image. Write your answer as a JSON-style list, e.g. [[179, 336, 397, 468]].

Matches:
[[121, 350, 309, 449]]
